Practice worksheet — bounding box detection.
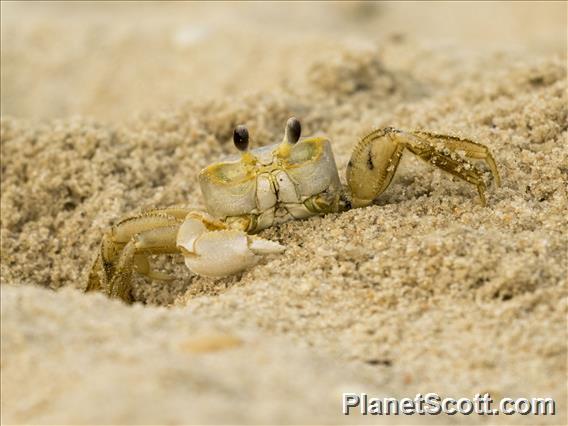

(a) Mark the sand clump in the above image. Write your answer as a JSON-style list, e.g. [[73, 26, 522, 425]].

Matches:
[[1, 3, 567, 424]]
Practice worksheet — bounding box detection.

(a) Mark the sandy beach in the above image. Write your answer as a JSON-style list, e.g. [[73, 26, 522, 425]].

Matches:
[[1, 2, 567, 424]]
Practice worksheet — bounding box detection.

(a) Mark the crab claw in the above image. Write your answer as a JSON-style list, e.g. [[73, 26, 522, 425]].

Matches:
[[176, 215, 285, 277]]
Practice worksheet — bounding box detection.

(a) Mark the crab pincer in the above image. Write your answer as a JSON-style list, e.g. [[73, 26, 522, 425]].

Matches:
[[176, 212, 284, 277]]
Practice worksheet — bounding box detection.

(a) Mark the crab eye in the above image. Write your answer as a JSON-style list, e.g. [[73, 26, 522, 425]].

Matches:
[[233, 125, 249, 151], [286, 117, 301, 144]]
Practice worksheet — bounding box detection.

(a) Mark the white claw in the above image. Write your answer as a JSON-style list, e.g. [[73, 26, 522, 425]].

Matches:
[[176, 217, 207, 252], [248, 237, 285, 255], [176, 216, 285, 277]]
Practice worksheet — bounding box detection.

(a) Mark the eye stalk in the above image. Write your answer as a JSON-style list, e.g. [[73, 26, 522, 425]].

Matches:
[[233, 125, 249, 151], [233, 124, 257, 165], [285, 117, 301, 144], [275, 116, 302, 160]]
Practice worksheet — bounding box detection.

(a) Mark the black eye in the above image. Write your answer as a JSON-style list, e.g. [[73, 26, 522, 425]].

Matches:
[[233, 125, 249, 151], [286, 117, 301, 144]]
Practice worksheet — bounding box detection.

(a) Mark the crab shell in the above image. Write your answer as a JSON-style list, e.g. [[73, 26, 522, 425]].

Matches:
[[198, 137, 342, 231]]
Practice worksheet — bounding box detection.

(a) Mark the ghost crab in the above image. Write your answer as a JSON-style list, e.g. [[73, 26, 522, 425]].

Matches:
[[87, 117, 500, 302]]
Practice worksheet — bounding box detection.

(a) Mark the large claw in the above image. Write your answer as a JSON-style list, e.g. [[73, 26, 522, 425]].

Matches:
[[176, 213, 285, 277]]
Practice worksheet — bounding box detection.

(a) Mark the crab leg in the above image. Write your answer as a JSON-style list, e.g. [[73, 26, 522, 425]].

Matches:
[[107, 225, 180, 302], [412, 131, 500, 186], [346, 128, 500, 207], [133, 255, 173, 281], [87, 208, 190, 301]]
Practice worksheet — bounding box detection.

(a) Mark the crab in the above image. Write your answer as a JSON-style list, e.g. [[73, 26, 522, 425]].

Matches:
[[86, 117, 500, 302]]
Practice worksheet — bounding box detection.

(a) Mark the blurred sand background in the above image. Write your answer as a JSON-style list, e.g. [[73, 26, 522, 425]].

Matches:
[[1, 1, 567, 424]]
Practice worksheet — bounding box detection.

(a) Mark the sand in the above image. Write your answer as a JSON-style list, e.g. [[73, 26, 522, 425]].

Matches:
[[1, 2, 567, 425]]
